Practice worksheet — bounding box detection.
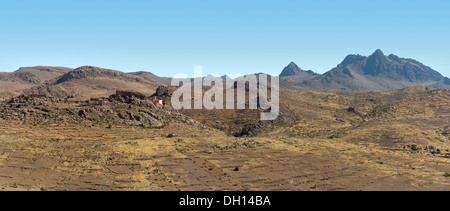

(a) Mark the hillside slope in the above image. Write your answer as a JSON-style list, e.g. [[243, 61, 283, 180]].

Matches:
[[24, 66, 159, 101], [0, 66, 73, 91], [129, 71, 172, 86]]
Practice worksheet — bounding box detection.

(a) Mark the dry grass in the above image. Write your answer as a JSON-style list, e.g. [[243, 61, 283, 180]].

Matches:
[[0, 86, 449, 191]]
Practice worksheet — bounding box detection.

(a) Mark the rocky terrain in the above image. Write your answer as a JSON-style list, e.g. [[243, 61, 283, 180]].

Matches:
[[0, 54, 449, 191], [0, 90, 199, 128], [0, 66, 73, 92], [0, 85, 448, 191], [151, 85, 297, 137], [23, 66, 159, 101]]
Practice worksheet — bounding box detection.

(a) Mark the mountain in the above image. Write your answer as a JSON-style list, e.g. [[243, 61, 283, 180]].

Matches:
[[24, 66, 159, 101], [279, 62, 320, 82], [295, 50, 450, 91], [15, 66, 74, 82], [0, 66, 73, 91], [129, 71, 172, 86]]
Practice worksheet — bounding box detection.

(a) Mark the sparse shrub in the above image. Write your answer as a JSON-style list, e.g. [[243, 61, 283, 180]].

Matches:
[[167, 133, 174, 138], [234, 166, 239, 171], [444, 173, 450, 177]]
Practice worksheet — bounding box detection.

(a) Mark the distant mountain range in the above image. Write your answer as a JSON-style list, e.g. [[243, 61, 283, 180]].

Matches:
[[281, 49, 450, 91], [22, 66, 159, 101], [0, 49, 449, 100], [0, 66, 73, 92], [129, 71, 172, 86]]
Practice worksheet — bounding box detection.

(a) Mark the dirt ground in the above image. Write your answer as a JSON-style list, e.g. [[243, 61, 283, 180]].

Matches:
[[1, 120, 449, 191]]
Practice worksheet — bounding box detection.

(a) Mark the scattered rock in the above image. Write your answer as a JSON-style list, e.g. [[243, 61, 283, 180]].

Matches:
[[347, 107, 356, 113], [0, 92, 200, 129]]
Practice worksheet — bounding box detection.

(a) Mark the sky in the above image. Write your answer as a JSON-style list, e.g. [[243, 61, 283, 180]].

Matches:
[[0, 0, 449, 77]]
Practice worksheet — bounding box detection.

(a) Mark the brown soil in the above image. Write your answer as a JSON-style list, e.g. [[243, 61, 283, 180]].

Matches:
[[0, 87, 449, 191]]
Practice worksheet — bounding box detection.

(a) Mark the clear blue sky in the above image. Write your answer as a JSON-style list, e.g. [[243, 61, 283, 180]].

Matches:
[[0, 0, 449, 77]]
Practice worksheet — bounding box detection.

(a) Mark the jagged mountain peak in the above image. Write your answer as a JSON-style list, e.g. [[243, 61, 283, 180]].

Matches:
[[340, 49, 388, 67], [361, 50, 443, 81], [280, 62, 304, 77], [298, 50, 449, 91], [341, 54, 366, 66], [280, 62, 319, 76], [279, 62, 319, 83], [371, 49, 385, 58]]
